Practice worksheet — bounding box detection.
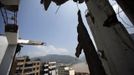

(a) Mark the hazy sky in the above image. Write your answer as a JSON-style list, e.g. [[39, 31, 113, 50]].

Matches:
[[18, 0, 134, 58], [17, 0, 89, 57], [0, 0, 134, 58]]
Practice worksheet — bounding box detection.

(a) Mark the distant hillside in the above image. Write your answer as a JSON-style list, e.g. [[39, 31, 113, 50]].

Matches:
[[32, 54, 82, 64]]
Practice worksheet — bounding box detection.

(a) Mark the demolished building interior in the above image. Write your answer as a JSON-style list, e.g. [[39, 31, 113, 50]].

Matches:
[[0, 0, 134, 75]]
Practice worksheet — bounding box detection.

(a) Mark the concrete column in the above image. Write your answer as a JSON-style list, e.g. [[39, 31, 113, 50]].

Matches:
[[85, 0, 134, 75]]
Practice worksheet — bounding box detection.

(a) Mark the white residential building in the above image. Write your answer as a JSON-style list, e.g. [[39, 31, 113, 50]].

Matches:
[[58, 65, 75, 75]]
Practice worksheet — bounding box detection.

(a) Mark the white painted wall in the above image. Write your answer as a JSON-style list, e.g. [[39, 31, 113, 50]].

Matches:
[[69, 70, 75, 75], [0, 36, 8, 65]]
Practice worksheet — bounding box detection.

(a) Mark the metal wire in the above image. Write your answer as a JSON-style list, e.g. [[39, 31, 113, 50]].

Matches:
[[0, 8, 7, 24], [4, 8, 8, 23], [109, 0, 134, 29], [55, 5, 61, 14], [0, 6, 18, 25], [117, 6, 134, 28]]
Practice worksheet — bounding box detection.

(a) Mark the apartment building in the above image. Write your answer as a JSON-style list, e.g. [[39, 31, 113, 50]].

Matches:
[[72, 62, 89, 75], [40, 61, 57, 75], [57, 65, 75, 75], [15, 56, 41, 75]]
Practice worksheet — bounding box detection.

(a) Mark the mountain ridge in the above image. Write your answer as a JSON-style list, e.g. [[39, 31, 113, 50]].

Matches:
[[31, 54, 82, 64]]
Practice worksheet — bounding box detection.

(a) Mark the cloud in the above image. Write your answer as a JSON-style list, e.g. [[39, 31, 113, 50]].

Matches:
[[19, 45, 70, 58], [35, 45, 69, 55]]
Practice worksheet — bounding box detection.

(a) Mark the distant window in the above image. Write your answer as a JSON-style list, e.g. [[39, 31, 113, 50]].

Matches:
[[36, 73, 38, 75]]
